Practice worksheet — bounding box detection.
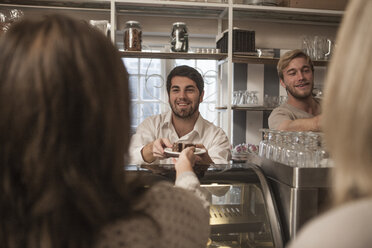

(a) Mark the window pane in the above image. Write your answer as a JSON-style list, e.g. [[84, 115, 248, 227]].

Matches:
[[130, 102, 139, 127], [141, 102, 160, 122], [129, 76, 139, 100], [123, 58, 139, 74], [200, 102, 217, 125], [140, 58, 161, 75], [197, 60, 217, 74], [174, 59, 194, 67], [203, 77, 216, 101], [140, 76, 162, 100]]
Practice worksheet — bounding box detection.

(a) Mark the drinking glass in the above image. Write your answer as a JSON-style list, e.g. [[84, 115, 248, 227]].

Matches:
[[238, 90, 247, 105], [272, 130, 283, 162], [259, 129, 269, 158], [265, 130, 277, 160], [246, 91, 253, 104], [293, 132, 308, 167], [251, 91, 259, 105], [283, 132, 298, 167], [301, 35, 314, 60], [232, 91, 239, 105]]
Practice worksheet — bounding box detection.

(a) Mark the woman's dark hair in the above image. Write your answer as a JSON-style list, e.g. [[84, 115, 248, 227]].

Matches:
[[166, 65, 204, 96], [0, 14, 140, 248]]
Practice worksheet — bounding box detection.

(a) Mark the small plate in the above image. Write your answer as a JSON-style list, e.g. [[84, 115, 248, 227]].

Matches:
[[164, 147, 206, 157]]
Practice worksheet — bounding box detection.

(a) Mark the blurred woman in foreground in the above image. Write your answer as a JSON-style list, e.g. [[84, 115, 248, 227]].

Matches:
[[288, 0, 372, 247], [0, 15, 209, 248]]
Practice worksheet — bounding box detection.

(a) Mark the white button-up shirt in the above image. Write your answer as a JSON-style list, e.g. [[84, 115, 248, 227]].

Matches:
[[129, 110, 231, 164]]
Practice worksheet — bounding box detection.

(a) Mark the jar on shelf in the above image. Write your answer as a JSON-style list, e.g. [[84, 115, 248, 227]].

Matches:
[[170, 22, 189, 52], [123, 21, 142, 51]]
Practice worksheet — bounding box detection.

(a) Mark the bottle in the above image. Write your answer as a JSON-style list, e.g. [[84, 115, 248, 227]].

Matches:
[[171, 22, 188, 52], [123, 21, 142, 51]]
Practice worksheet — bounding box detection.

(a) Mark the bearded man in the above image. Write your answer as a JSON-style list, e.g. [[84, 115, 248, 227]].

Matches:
[[268, 50, 322, 131], [129, 65, 231, 165]]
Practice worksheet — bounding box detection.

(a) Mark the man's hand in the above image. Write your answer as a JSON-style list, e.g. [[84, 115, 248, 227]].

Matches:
[[141, 138, 172, 163]]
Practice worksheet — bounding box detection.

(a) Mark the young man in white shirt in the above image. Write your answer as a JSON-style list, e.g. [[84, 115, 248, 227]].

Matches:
[[129, 65, 231, 165]]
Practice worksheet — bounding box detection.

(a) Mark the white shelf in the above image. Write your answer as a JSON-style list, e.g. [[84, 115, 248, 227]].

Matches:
[[115, 0, 228, 19], [233, 4, 343, 25], [120, 51, 227, 60]]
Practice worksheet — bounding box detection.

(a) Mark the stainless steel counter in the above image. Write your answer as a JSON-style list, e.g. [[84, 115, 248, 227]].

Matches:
[[252, 155, 332, 244]]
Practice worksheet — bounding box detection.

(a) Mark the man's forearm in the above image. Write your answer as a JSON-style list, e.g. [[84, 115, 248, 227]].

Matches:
[[141, 142, 156, 163], [278, 116, 321, 132]]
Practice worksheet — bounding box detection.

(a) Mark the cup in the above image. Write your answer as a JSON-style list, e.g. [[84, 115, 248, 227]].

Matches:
[[301, 35, 332, 61], [313, 36, 332, 60]]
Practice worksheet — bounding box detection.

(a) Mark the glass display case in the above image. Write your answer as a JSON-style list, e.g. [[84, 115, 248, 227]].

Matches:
[[126, 163, 284, 248]]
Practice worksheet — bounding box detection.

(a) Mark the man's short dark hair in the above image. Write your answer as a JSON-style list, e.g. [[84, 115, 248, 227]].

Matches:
[[166, 65, 204, 96]]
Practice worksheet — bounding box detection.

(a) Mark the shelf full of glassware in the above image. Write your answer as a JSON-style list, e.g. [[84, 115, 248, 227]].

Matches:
[[0, 0, 344, 143], [258, 129, 332, 168], [254, 129, 333, 243]]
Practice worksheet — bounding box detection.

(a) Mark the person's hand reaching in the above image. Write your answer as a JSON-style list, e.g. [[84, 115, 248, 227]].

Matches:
[[175, 146, 201, 178]]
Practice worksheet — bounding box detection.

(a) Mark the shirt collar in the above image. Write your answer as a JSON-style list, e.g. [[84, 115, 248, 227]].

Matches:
[[162, 110, 205, 137], [163, 110, 173, 128], [193, 113, 205, 137]]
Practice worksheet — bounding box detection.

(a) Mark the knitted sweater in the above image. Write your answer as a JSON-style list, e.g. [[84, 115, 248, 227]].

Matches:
[[95, 172, 210, 248]]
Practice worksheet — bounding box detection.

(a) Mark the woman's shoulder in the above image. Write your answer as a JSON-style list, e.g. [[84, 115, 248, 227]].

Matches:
[[95, 181, 210, 248], [287, 197, 372, 248], [138, 181, 209, 218]]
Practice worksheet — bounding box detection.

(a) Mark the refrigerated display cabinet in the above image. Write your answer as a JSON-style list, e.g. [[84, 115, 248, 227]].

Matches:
[[127, 162, 284, 248]]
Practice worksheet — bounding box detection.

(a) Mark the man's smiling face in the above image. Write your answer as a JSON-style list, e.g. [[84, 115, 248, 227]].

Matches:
[[280, 56, 314, 99], [169, 76, 203, 119]]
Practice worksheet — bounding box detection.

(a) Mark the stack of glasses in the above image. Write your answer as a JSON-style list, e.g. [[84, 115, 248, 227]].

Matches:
[[258, 129, 332, 168], [232, 90, 259, 106]]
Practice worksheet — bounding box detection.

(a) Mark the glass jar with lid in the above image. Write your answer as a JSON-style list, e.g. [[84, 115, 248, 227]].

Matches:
[[170, 22, 189, 52], [123, 21, 142, 51]]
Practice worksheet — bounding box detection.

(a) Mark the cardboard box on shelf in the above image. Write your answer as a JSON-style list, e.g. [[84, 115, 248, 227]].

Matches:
[[283, 0, 349, 11]]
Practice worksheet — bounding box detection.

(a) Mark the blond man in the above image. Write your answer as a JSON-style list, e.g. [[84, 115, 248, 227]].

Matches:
[[268, 49, 321, 131]]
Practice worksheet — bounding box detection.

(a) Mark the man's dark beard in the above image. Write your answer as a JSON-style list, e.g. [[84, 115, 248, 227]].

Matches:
[[170, 101, 199, 119]]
